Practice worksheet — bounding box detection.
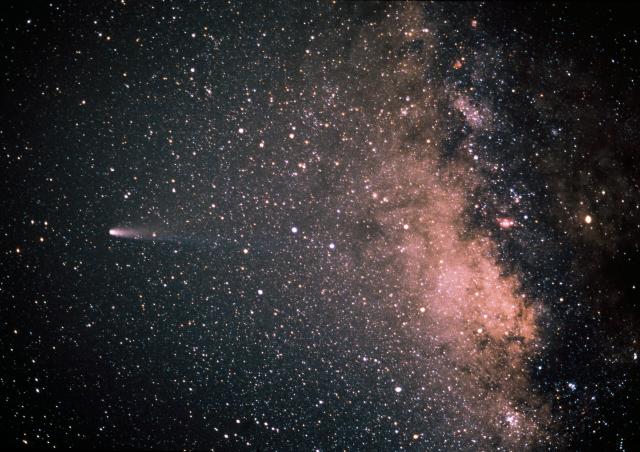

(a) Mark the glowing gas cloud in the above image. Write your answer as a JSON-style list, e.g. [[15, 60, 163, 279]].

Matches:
[[314, 3, 553, 447]]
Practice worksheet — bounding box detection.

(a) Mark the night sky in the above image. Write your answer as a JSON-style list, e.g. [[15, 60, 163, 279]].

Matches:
[[2, 1, 640, 450]]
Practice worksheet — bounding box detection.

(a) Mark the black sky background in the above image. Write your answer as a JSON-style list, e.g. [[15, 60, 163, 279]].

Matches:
[[2, 1, 640, 450]]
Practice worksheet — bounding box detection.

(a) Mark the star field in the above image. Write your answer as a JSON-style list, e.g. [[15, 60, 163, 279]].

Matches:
[[2, 1, 640, 450]]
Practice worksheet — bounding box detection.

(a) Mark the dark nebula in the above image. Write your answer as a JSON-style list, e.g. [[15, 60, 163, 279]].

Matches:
[[2, 2, 640, 450]]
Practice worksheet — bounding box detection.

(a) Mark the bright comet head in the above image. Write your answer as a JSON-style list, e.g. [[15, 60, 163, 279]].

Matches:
[[108, 227, 140, 238]]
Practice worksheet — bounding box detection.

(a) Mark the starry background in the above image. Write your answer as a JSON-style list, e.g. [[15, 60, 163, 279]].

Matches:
[[2, 1, 640, 450]]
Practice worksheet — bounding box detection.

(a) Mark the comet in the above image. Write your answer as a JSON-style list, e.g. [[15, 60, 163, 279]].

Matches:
[[109, 227, 157, 240]]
